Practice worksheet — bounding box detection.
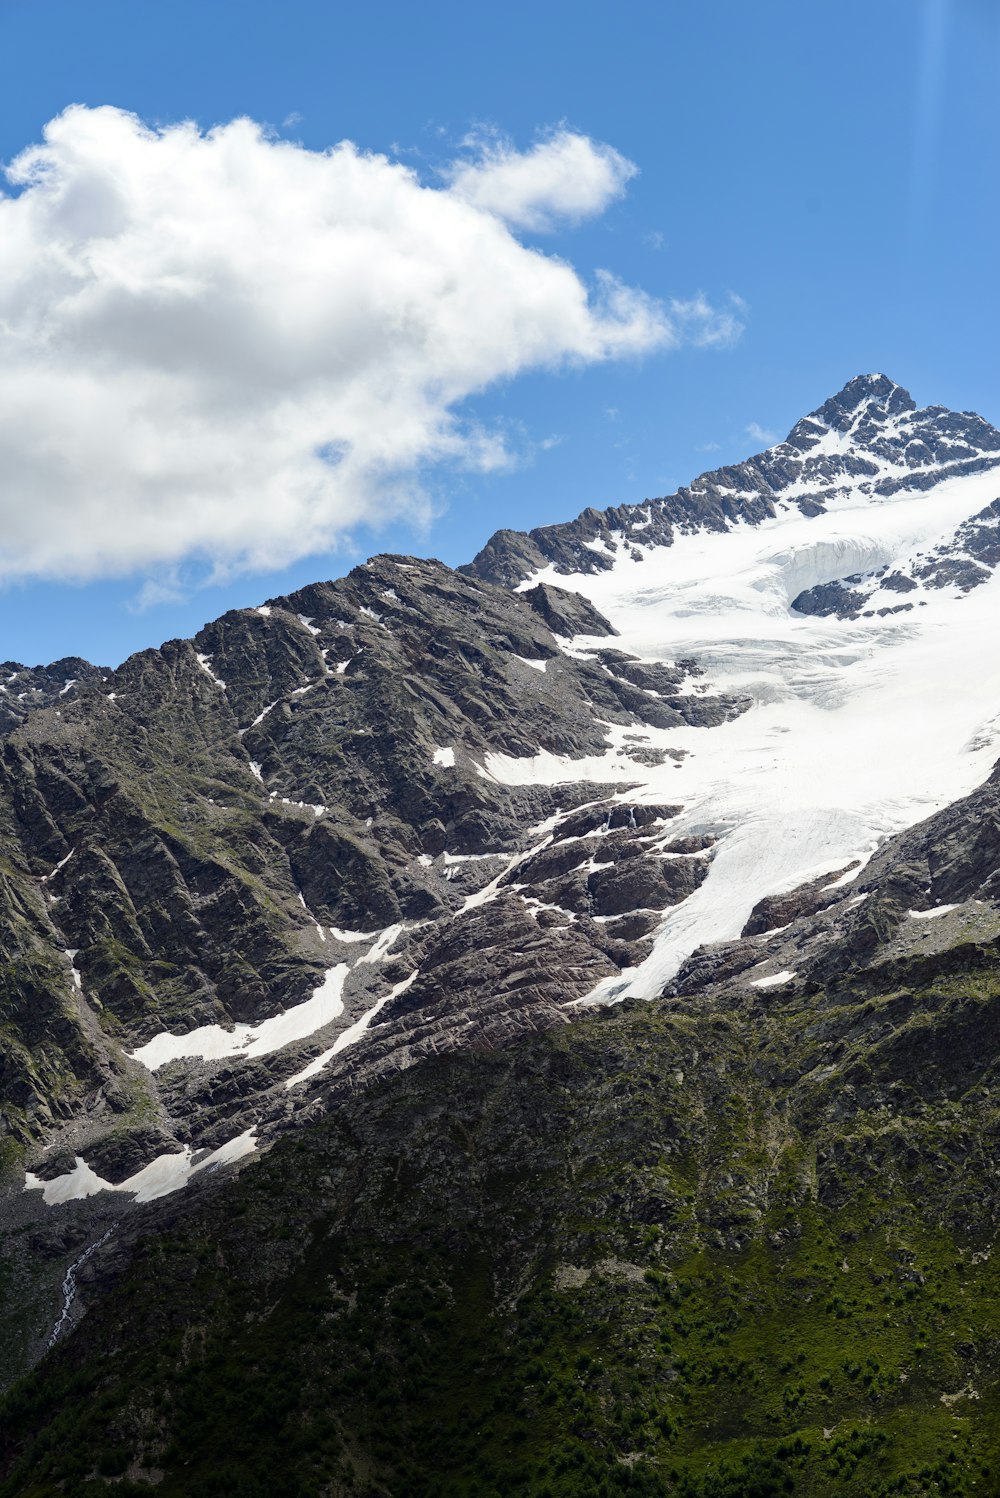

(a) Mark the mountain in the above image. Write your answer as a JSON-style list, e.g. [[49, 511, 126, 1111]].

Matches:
[[2, 374, 1000, 1493], [464, 373, 1000, 588]]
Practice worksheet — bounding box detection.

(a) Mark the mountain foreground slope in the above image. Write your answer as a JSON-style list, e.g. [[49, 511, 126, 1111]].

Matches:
[[2, 374, 1000, 1495]]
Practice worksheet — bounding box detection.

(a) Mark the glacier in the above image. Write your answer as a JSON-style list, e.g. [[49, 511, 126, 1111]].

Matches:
[[507, 407, 1000, 1003]]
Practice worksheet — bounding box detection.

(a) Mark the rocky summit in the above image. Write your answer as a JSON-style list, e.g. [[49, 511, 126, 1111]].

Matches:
[[2, 375, 1000, 1496]]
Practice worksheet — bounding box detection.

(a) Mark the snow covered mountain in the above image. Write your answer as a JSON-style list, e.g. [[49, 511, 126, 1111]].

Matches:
[[5, 372, 1000, 1400], [465, 373, 1000, 1004]]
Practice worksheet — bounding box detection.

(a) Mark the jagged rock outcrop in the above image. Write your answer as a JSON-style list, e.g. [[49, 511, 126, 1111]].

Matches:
[[0, 658, 106, 737]]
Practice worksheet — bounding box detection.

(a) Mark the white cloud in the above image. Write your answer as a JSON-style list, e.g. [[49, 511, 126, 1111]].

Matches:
[[0, 107, 738, 586], [445, 128, 636, 232], [746, 421, 779, 446], [670, 294, 745, 349], [126, 574, 188, 612]]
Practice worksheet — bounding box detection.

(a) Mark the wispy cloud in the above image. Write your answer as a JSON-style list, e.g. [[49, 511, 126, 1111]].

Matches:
[[746, 421, 778, 446], [126, 574, 188, 613], [670, 293, 746, 350]]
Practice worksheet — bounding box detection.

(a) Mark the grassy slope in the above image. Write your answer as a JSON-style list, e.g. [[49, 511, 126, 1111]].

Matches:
[[1, 952, 999, 1498]]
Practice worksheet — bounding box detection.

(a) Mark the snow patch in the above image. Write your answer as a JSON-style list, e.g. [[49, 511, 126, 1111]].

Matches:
[[358, 924, 403, 963], [25, 1130, 258, 1207], [285, 972, 418, 1088], [64, 950, 82, 992], [248, 701, 278, 729], [195, 654, 227, 690], [749, 969, 796, 989], [129, 966, 349, 1071], [433, 746, 456, 768], [41, 848, 75, 883]]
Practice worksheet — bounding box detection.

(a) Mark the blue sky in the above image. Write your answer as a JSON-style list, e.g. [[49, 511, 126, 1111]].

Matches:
[[1, 0, 998, 666]]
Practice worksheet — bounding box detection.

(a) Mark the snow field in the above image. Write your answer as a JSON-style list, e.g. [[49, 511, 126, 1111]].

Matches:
[[511, 465, 1000, 1001]]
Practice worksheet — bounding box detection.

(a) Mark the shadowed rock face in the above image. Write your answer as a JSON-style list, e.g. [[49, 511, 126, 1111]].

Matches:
[[0, 552, 742, 1185]]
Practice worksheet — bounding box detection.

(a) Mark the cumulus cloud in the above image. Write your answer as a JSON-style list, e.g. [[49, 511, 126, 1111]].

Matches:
[[0, 107, 737, 586], [445, 128, 636, 231]]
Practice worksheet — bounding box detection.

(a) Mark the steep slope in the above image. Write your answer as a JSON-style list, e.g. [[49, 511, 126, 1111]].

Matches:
[[3, 371, 1000, 1438], [2, 848, 999, 1496], [0, 555, 742, 1197], [465, 373, 1000, 587]]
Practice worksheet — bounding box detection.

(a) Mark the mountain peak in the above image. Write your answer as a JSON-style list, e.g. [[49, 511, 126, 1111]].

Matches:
[[834, 371, 911, 406], [465, 376, 1000, 591], [806, 372, 915, 433]]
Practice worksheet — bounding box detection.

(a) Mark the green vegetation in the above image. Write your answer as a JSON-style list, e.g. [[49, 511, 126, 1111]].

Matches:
[[2, 947, 999, 1497]]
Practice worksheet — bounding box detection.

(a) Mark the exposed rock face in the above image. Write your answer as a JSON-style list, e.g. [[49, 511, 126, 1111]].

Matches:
[[0, 658, 107, 737], [0, 553, 742, 1183], [740, 863, 857, 937]]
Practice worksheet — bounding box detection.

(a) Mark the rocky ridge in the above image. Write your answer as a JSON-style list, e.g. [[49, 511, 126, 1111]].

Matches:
[[0, 658, 106, 737], [463, 374, 1000, 589]]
